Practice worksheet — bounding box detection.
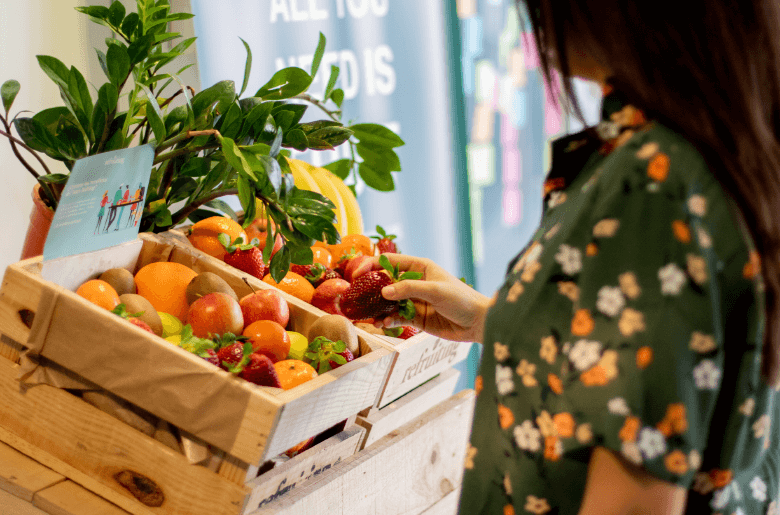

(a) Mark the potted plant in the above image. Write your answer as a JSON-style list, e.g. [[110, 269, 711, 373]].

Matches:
[[0, 0, 404, 281]]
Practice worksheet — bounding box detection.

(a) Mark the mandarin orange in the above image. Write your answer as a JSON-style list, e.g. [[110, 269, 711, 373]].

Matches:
[[188, 216, 247, 260], [76, 279, 121, 311], [341, 234, 372, 256], [274, 359, 318, 390], [311, 246, 333, 267], [262, 272, 315, 303], [134, 262, 198, 321], [243, 320, 291, 362]]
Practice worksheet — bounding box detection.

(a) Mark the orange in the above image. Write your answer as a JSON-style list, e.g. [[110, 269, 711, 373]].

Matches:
[[312, 241, 328, 248], [76, 279, 120, 311], [134, 262, 198, 321], [262, 272, 315, 304], [243, 320, 291, 362], [341, 234, 372, 256], [311, 246, 332, 267], [188, 216, 247, 260], [273, 359, 318, 390], [328, 242, 359, 264]]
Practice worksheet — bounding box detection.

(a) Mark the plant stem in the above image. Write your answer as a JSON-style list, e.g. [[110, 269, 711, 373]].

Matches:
[[156, 129, 220, 154], [0, 128, 46, 179], [169, 187, 239, 226], [153, 143, 218, 165], [293, 94, 340, 122]]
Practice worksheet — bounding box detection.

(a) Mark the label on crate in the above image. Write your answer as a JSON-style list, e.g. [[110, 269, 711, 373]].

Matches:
[[43, 145, 155, 261]]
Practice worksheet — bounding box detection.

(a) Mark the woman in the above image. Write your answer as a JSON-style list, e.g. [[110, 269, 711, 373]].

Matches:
[[355, 0, 780, 513]]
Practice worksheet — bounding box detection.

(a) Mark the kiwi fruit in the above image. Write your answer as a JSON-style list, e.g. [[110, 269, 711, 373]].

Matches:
[[119, 294, 163, 336], [100, 268, 136, 296], [354, 322, 385, 336], [186, 272, 238, 305], [307, 315, 360, 357]]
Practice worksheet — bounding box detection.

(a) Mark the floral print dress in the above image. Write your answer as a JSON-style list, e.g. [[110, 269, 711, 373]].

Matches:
[[458, 85, 778, 515]]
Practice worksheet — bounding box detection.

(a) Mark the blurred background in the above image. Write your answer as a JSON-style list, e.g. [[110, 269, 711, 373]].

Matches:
[[0, 0, 602, 392]]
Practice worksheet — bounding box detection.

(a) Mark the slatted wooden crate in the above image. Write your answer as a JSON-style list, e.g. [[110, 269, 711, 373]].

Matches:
[[0, 231, 398, 514]]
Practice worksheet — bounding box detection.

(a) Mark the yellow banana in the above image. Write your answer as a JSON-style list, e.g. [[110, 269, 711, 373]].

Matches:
[[289, 159, 349, 236], [309, 166, 363, 235]]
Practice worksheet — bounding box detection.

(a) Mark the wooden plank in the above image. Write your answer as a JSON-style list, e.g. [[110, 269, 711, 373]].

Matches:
[[261, 348, 394, 460], [0, 263, 43, 345], [39, 240, 142, 292], [0, 334, 23, 364], [0, 358, 249, 515], [33, 480, 131, 515], [357, 368, 461, 449], [251, 390, 476, 515], [377, 334, 472, 407], [419, 486, 460, 515], [0, 440, 64, 502], [0, 487, 49, 515], [243, 425, 364, 513]]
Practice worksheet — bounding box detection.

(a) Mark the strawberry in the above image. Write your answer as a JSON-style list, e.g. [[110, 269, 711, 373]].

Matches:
[[175, 324, 221, 365], [312, 267, 343, 288], [338, 255, 422, 321], [372, 225, 398, 254], [217, 341, 246, 370], [112, 304, 155, 334], [128, 318, 155, 334], [384, 326, 420, 340], [203, 349, 221, 367], [294, 263, 343, 287], [291, 263, 317, 278], [239, 353, 282, 387], [304, 336, 355, 374], [218, 233, 265, 280], [333, 248, 358, 277]]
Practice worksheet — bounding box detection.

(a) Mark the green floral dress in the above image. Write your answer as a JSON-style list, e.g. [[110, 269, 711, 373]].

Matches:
[[458, 85, 779, 515]]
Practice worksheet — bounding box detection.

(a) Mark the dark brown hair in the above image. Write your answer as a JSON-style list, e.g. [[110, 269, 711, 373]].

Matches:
[[519, 0, 780, 384]]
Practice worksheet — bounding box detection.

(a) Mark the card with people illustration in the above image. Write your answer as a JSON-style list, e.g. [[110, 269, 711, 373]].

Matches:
[[43, 145, 155, 261]]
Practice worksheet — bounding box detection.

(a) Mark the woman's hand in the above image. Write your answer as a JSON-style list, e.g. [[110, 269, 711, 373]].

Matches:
[[351, 253, 492, 344]]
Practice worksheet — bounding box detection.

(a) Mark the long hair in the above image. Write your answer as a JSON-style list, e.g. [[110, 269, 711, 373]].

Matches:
[[518, 0, 780, 385]]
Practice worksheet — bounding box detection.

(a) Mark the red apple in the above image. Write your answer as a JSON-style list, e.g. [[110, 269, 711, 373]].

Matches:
[[311, 278, 351, 315], [187, 292, 244, 338], [239, 289, 290, 329]]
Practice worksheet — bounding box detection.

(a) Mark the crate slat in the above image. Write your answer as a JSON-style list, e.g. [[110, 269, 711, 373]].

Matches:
[[33, 480, 131, 515], [0, 357, 248, 515], [0, 440, 64, 502], [0, 487, 50, 515]]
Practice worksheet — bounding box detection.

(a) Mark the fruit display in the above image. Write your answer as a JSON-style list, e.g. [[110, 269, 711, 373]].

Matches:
[[75, 258, 370, 394]]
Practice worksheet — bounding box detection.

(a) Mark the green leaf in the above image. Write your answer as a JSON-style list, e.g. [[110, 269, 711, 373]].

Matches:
[[239, 37, 252, 97], [216, 102, 242, 140], [191, 80, 236, 117], [310, 32, 326, 78], [75, 6, 110, 19], [308, 126, 353, 148], [304, 137, 335, 151], [205, 200, 239, 222], [121, 12, 140, 36], [14, 117, 63, 160], [323, 65, 339, 101], [236, 175, 255, 216], [36, 55, 70, 89], [188, 209, 221, 224], [91, 83, 118, 147], [108, 1, 126, 28], [138, 84, 166, 143], [168, 177, 197, 203], [358, 162, 394, 191], [322, 159, 352, 180], [299, 120, 342, 134], [39, 173, 69, 185], [270, 246, 292, 284], [291, 245, 313, 265], [379, 254, 393, 275], [106, 44, 131, 87], [1, 80, 19, 114], [273, 110, 296, 132], [383, 327, 403, 338], [155, 206, 173, 227], [272, 103, 308, 128], [128, 34, 155, 64], [270, 128, 284, 157], [350, 123, 404, 148], [294, 213, 340, 243], [262, 212, 275, 263], [244, 102, 274, 138], [96, 50, 109, 79], [284, 129, 308, 151], [179, 157, 209, 177], [331, 88, 344, 108], [255, 67, 313, 100], [356, 143, 401, 172], [220, 135, 256, 181], [399, 271, 423, 281]]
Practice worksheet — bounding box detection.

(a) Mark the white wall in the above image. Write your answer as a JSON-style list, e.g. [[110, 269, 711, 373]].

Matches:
[[0, 0, 199, 274]]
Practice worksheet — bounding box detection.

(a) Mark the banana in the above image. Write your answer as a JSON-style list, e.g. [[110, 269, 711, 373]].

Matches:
[[289, 159, 349, 236], [310, 166, 363, 235]]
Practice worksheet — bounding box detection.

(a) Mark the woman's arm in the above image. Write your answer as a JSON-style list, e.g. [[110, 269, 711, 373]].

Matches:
[[579, 447, 687, 515]]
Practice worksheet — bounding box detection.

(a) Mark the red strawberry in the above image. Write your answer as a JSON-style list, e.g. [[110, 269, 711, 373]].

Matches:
[[239, 353, 282, 387], [217, 342, 246, 370], [128, 317, 154, 334], [387, 326, 420, 339], [312, 268, 343, 288], [290, 263, 317, 278], [372, 225, 398, 254], [328, 348, 354, 370], [219, 233, 266, 280], [203, 349, 221, 367], [338, 270, 395, 320], [338, 255, 422, 321]]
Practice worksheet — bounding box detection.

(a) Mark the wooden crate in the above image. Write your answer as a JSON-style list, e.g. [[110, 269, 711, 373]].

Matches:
[[163, 228, 474, 409], [251, 389, 476, 515], [0, 352, 367, 515], [0, 232, 394, 466]]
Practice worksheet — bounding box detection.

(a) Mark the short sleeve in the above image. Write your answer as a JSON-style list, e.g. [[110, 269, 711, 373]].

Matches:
[[541, 131, 747, 488]]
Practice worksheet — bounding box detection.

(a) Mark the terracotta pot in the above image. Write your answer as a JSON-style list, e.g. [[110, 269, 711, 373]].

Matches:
[[20, 184, 54, 260]]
